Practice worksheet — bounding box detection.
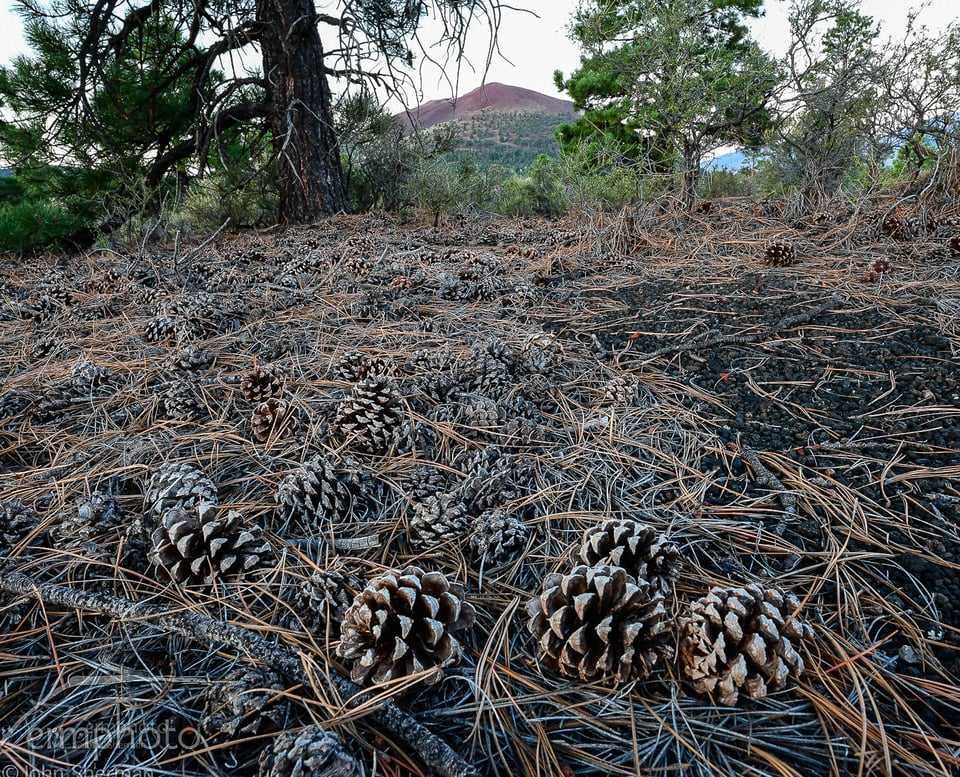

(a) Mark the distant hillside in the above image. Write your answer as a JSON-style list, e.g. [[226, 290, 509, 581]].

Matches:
[[399, 83, 577, 171]]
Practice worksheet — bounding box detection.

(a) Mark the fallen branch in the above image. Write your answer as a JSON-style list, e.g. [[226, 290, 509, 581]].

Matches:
[[0, 570, 475, 777], [738, 445, 798, 531]]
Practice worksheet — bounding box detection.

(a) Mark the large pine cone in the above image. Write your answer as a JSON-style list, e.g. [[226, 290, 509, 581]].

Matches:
[[200, 664, 287, 740], [150, 506, 273, 585], [525, 564, 673, 683], [259, 725, 361, 777], [241, 364, 285, 404], [337, 566, 476, 686], [274, 455, 360, 533], [678, 583, 814, 706], [333, 374, 404, 454], [578, 519, 682, 597], [409, 493, 469, 550], [144, 462, 218, 522]]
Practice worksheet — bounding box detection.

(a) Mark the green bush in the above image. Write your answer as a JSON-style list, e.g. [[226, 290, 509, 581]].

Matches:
[[0, 196, 89, 253], [176, 171, 277, 232], [698, 168, 757, 198]]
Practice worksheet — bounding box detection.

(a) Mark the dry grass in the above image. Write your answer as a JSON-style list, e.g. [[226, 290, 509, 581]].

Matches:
[[1, 199, 959, 776]]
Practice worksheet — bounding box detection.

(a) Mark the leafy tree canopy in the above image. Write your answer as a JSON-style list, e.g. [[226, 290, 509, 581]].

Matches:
[[0, 0, 509, 246], [555, 0, 778, 203]]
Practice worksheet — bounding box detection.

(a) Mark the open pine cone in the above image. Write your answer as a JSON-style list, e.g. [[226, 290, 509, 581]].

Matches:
[[525, 563, 673, 683], [762, 242, 799, 267], [679, 582, 814, 706], [337, 566, 476, 686], [144, 461, 218, 522], [200, 664, 287, 740], [333, 374, 404, 454], [258, 725, 361, 777], [409, 493, 469, 550], [274, 454, 361, 533], [578, 519, 682, 597], [252, 397, 298, 442], [150, 506, 273, 586], [241, 364, 285, 403]]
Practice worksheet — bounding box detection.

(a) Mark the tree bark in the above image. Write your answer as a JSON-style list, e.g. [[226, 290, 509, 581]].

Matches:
[[256, 0, 349, 221]]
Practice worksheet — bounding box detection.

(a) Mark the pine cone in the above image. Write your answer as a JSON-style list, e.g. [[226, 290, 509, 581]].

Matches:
[[163, 345, 214, 377], [287, 569, 358, 635], [258, 725, 361, 777], [678, 583, 814, 706], [159, 379, 206, 422], [144, 461, 218, 522], [578, 519, 682, 597], [274, 455, 359, 533], [525, 564, 673, 683], [31, 384, 78, 423], [948, 235, 960, 257], [762, 242, 798, 267], [331, 350, 393, 383], [57, 490, 124, 543], [519, 332, 563, 375], [464, 339, 514, 398], [456, 393, 501, 432], [333, 374, 404, 454], [70, 359, 112, 392], [881, 214, 907, 239], [409, 493, 469, 550], [337, 566, 476, 686], [31, 336, 59, 359], [150, 506, 273, 585], [252, 397, 298, 442], [601, 374, 644, 406], [200, 664, 287, 740], [1, 499, 41, 550], [470, 509, 528, 566], [457, 446, 524, 514], [241, 365, 285, 403], [144, 316, 177, 342]]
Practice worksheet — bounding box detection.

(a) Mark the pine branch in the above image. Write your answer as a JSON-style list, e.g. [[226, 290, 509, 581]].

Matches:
[[0, 570, 476, 777]]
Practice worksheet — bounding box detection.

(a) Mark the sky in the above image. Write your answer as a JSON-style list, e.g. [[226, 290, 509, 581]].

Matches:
[[0, 0, 957, 107]]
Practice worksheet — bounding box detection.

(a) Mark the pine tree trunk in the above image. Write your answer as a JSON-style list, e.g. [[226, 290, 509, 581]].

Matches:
[[256, 0, 349, 221]]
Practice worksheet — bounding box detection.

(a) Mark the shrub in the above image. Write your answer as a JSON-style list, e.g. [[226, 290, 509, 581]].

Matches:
[[0, 197, 89, 253]]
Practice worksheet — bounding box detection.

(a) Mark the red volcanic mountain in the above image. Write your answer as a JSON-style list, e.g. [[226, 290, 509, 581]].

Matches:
[[400, 82, 575, 130]]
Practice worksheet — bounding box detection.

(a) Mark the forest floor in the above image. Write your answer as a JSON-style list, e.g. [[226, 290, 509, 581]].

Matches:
[[1, 199, 959, 777]]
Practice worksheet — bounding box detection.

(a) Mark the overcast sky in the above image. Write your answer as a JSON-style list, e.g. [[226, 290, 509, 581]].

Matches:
[[0, 0, 957, 107]]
